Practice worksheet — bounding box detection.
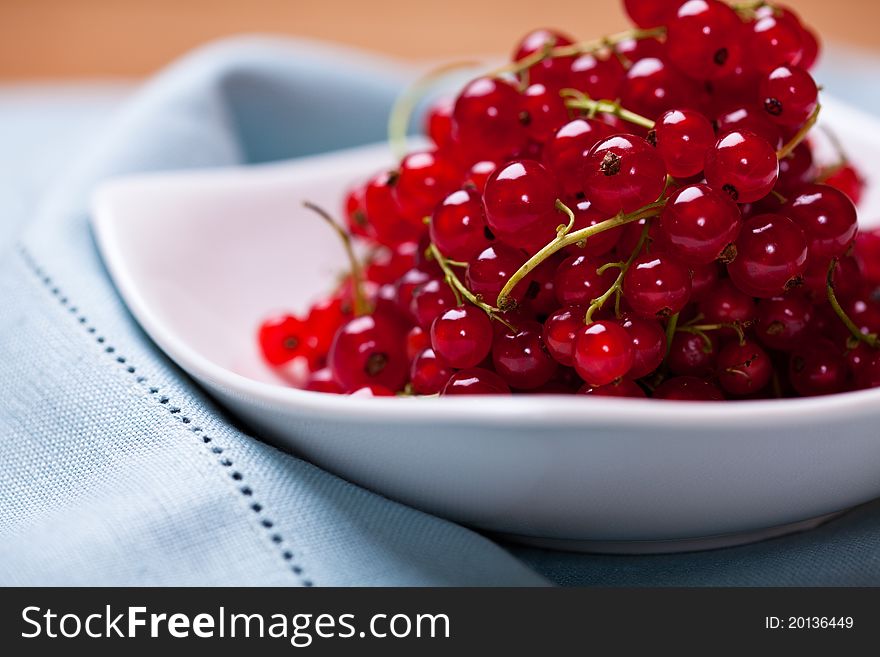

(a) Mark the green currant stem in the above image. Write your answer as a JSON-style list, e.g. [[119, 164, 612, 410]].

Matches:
[[584, 221, 650, 324], [428, 241, 515, 330], [496, 199, 667, 310], [387, 60, 482, 160], [303, 201, 370, 316], [562, 93, 656, 130], [678, 322, 747, 346], [492, 27, 666, 78], [826, 258, 880, 348], [665, 312, 679, 355], [777, 104, 821, 160]]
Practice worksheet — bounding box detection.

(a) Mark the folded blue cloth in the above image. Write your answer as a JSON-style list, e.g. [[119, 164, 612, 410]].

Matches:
[[1, 37, 878, 586]]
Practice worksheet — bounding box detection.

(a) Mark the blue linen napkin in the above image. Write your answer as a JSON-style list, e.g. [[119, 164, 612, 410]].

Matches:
[[0, 36, 878, 586]]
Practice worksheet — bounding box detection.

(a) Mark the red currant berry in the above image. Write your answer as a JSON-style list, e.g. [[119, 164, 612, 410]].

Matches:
[[855, 229, 880, 285], [690, 262, 720, 302], [568, 52, 625, 101], [405, 325, 430, 361], [544, 305, 586, 366], [622, 316, 667, 378], [704, 129, 779, 203], [466, 244, 529, 307], [716, 339, 773, 395], [464, 160, 498, 193], [759, 66, 818, 128], [430, 188, 492, 261], [329, 313, 408, 392], [542, 118, 613, 196], [668, 331, 717, 377], [366, 241, 418, 285], [394, 150, 460, 222], [658, 183, 742, 265], [425, 98, 454, 150], [855, 351, 880, 390], [755, 294, 812, 351], [513, 28, 576, 90], [564, 198, 624, 257], [521, 257, 561, 317], [653, 376, 725, 400], [520, 83, 570, 142], [623, 254, 693, 318], [622, 57, 699, 120], [364, 170, 421, 245], [583, 134, 667, 215], [727, 213, 808, 297], [776, 142, 816, 195], [574, 320, 635, 386], [453, 77, 526, 161], [789, 339, 847, 396], [344, 184, 372, 239], [615, 36, 666, 64], [430, 305, 494, 369], [441, 368, 511, 395], [492, 320, 558, 389], [798, 26, 821, 70], [579, 379, 646, 397], [824, 164, 865, 206], [666, 0, 744, 80], [554, 254, 617, 306], [623, 0, 680, 28], [483, 159, 562, 251], [652, 108, 715, 178], [714, 104, 783, 150], [304, 367, 343, 394], [349, 384, 396, 397], [748, 5, 804, 71], [258, 314, 312, 366], [410, 348, 454, 395], [395, 267, 434, 318], [784, 183, 858, 260], [411, 278, 457, 329]]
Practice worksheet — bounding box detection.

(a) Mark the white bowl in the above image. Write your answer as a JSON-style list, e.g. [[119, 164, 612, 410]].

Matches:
[[91, 96, 880, 553]]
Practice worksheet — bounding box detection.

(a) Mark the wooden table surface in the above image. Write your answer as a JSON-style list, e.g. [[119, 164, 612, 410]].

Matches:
[[1, 0, 878, 78]]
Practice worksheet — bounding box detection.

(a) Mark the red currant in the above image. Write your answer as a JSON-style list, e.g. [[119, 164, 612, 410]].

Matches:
[[789, 339, 847, 396], [759, 65, 818, 128], [466, 244, 529, 307], [394, 150, 460, 222], [668, 331, 717, 377], [622, 316, 667, 378], [304, 367, 343, 394], [430, 305, 494, 369], [574, 320, 635, 386], [568, 52, 625, 101], [554, 254, 617, 306], [520, 83, 570, 143], [258, 314, 312, 366], [544, 305, 586, 366], [714, 104, 783, 150], [441, 368, 511, 395], [623, 0, 681, 28], [542, 118, 613, 196], [755, 294, 813, 351], [855, 229, 880, 285], [483, 159, 562, 251], [622, 57, 699, 120], [658, 183, 742, 265], [623, 254, 693, 318], [425, 98, 455, 150], [410, 348, 454, 395], [513, 28, 576, 90], [411, 278, 457, 329], [349, 384, 395, 397], [364, 170, 420, 245], [453, 77, 526, 161], [728, 213, 808, 297], [329, 313, 408, 392], [430, 188, 492, 261], [704, 129, 779, 203], [716, 339, 773, 395], [579, 379, 646, 397], [666, 0, 744, 81], [748, 5, 804, 71], [653, 376, 724, 400], [784, 183, 858, 260], [652, 108, 715, 178], [583, 134, 667, 215], [492, 320, 558, 389]]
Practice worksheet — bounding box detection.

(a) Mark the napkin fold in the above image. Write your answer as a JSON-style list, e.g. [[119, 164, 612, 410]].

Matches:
[[1, 36, 879, 586]]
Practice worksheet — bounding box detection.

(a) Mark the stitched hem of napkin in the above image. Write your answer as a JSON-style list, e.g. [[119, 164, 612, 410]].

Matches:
[[16, 244, 313, 587]]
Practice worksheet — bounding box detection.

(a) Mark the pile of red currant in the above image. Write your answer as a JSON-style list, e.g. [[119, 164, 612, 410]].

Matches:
[[259, 0, 879, 400]]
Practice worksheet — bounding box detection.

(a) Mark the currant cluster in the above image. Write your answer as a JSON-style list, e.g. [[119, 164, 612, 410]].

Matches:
[[259, 0, 879, 400]]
